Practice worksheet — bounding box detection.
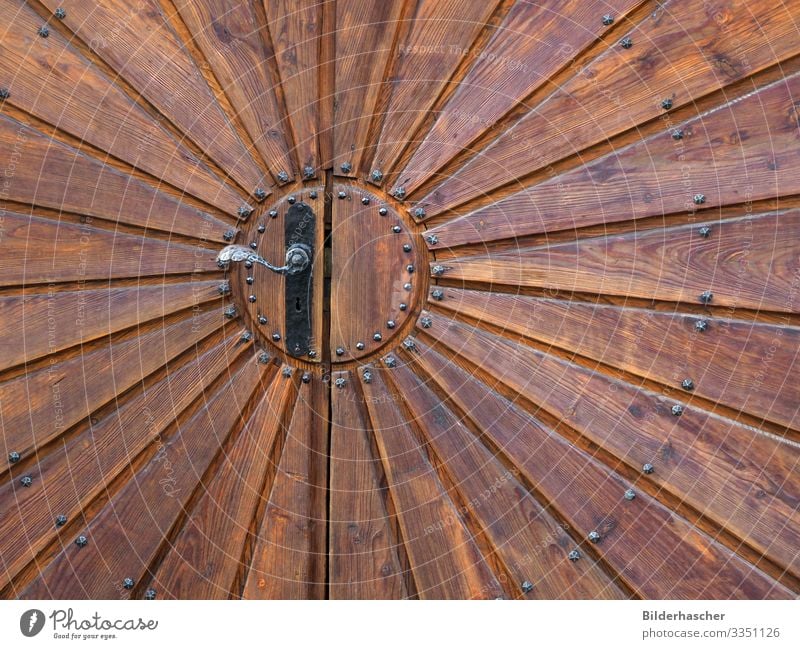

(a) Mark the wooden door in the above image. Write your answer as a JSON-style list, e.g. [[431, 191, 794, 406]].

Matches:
[[1, 0, 798, 600]]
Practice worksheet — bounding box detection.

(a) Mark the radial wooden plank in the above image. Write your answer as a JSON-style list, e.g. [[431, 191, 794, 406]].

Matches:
[[0, 307, 226, 461], [0, 330, 251, 594], [39, 0, 266, 197], [434, 289, 800, 430], [408, 337, 794, 598], [361, 369, 504, 599], [370, 0, 504, 181], [0, 212, 219, 287], [332, 0, 403, 176], [418, 313, 800, 581], [263, 0, 321, 175], [150, 369, 297, 599], [400, 0, 643, 195], [439, 210, 800, 313], [430, 72, 800, 246], [172, 0, 295, 183], [243, 372, 328, 599], [0, 115, 231, 241], [329, 370, 407, 599], [20, 353, 267, 599], [387, 361, 625, 599], [0, 0, 243, 215], [0, 280, 222, 372], [418, 0, 800, 215]]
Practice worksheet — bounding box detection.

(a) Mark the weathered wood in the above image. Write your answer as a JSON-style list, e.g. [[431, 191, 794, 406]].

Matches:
[[243, 372, 328, 599], [387, 361, 625, 599], [38, 0, 266, 196], [418, 0, 800, 215], [172, 0, 294, 183], [439, 211, 800, 313], [329, 370, 407, 599], [263, 0, 321, 175], [429, 72, 800, 245], [361, 369, 504, 599], [0, 280, 221, 372], [0, 331, 251, 594], [418, 312, 800, 581], [435, 289, 800, 430], [20, 353, 266, 599], [333, 0, 403, 176], [409, 336, 794, 598], [0, 212, 219, 287], [150, 370, 297, 599], [0, 0, 243, 215], [401, 0, 643, 195], [0, 307, 225, 460]]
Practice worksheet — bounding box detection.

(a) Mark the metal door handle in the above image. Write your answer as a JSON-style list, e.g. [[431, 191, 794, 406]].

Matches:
[[216, 243, 311, 275]]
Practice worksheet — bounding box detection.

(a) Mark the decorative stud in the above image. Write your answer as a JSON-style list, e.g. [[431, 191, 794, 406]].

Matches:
[[308, 350, 317, 358], [258, 315, 267, 325], [337, 191, 347, 200], [55, 514, 67, 527], [588, 531, 601, 543], [426, 234, 439, 245], [287, 196, 296, 204], [661, 98, 673, 110], [420, 316, 432, 329], [238, 204, 253, 218], [20, 475, 33, 488], [272, 332, 281, 341], [568, 549, 581, 562], [431, 289, 444, 301], [240, 331, 253, 343], [123, 577, 135, 590], [248, 295, 257, 303], [403, 283, 412, 291], [340, 162, 352, 173], [336, 347, 345, 356], [55, 8, 66, 19], [373, 332, 383, 342], [224, 305, 237, 319], [362, 370, 373, 384], [379, 207, 388, 216], [672, 129, 684, 140], [223, 229, 236, 242], [521, 580, 534, 594], [385, 356, 397, 368], [8, 451, 20, 463], [693, 193, 706, 205], [277, 170, 290, 183], [258, 352, 270, 364], [695, 319, 708, 332], [699, 290, 713, 304], [361, 196, 370, 205], [75, 535, 88, 548], [254, 188, 267, 201], [38, 25, 50, 38], [335, 377, 346, 389], [282, 367, 292, 378], [392, 225, 402, 233], [681, 378, 694, 391], [671, 404, 684, 416], [269, 209, 278, 219], [620, 36, 633, 49], [356, 342, 365, 350], [246, 276, 254, 285], [386, 320, 396, 329], [642, 463, 655, 474], [244, 259, 253, 269], [393, 187, 406, 200], [406, 264, 415, 273], [301, 373, 311, 384], [303, 165, 315, 179], [698, 226, 711, 238], [624, 489, 636, 501], [144, 588, 157, 600], [0, 88, 9, 100], [413, 207, 426, 218], [432, 265, 446, 276], [399, 303, 408, 311], [217, 282, 231, 297], [257, 223, 266, 233], [403, 244, 412, 252], [602, 14, 614, 25], [402, 337, 417, 351], [249, 241, 258, 250], [371, 169, 383, 182]]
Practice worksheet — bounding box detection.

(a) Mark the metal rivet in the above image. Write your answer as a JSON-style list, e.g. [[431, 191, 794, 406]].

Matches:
[[20, 475, 33, 487], [695, 319, 708, 332], [699, 290, 713, 304], [246, 276, 254, 285], [386, 320, 396, 329], [338, 191, 347, 199], [403, 283, 412, 291], [371, 169, 383, 182], [282, 367, 292, 378], [238, 204, 253, 218], [671, 404, 684, 416], [287, 196, 296, 204], [254, 188, 267, 201], [123, 577, 135, 590], [335, 377, 346, 389], [521, 580, 534, 593], [272, 332, 281, 342], [620, 36, 632, 49], [224, 305, 237, 319], [356, 342, 365, 350], [373, 332, 382, 342], [75, 535, 88, 548], [393, 187, 406, 199], [308, 350, 317, 358], [244, 260, 253, 269], [8, 451, 20, 463], [144, 588, 157, 600], [672, 129, 684, 140], [301, 372, 311, 384], [38, 25, 49, 38], [431, 289, 444, 301], [258, 315, 267, 325], [385, 356, 397, 368], [588, 531, 601, 543], [432, 265, 446, 276], [402, 337, 416, 351], [240, 332, 253, 344], [248, 295, 257, 303], [399, 303, 407, 311], [277, 170, 290, 183], [392, 225, 402, 233], [426, 234, 439, 245], [698, 226, 711, 237], [257, 223, 266, 233], [693, 193, 706, 205], [309, 190, 318, 199], [258, 352, 269, 364], [361, 196, 370, 205], [0, 88, 9, 100], [55, 514, 67, 527], [624, 489, 636, 501], [602, 14, 614, 25], [340, 162, 352, 173], [304, 165, 315, 179], [249, 241, 258, 250], [223, 229, 236, 242], [661, 98, 673, 110], [403, 244, 412, 252], [379, 207, 388, 216], [406, 264, 415, 273], [413, 207, 426, 218], [55, 8, 66, 19], [269, 209, 278, 219], [642, 463, 655, 474], [335, 347, 345, 356], [568, 549, 581, 562], [681, 378, 694, 391], [420, 316, 432, 329], [362, 370, 372, 384]]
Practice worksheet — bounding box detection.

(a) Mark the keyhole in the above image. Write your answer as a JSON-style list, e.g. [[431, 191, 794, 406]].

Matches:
[[295, 296, 302, 312]]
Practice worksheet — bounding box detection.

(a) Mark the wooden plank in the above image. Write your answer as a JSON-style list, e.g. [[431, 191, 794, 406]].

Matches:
[[0, 330, 251, 594], [172, 0, 295, 183], [439, 210, 800, 313], [430, 72, 800, 245], [0, 0, 243, 215], [20, 354, 267, 599], [0, 306, 225, 460], [0, 212, 219, 287], [435, 289, 800, 430], [329, 370, 407, 599], [243, 371, 328, 599], [150, 370, 297, 599], [38, 0, 266, 197], [418, 313, 800, 581], [418, 0, 800, 215], [333, 0, 403, 176], [409, 336, 794, 598], [370, 0, 504, 179], [387, 361, 624, 599], [401, 0, 643, 195], [361, 369, 504, 599], [0, 280, 222, 372], [263, 0, 321, 175], [0, 114, 232, 241]]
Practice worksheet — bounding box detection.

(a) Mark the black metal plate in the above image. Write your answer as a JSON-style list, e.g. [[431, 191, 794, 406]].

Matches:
[[284, 201, 315, 357]]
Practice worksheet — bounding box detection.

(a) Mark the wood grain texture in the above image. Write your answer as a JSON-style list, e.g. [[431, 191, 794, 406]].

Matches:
[[401, 0, 643, 195], [418, 0, 800, 215], [435, 289, 800, 430], [329, 370, 407, 599], [150, 370, 297, 599], [172, 0, 294, 183], [0, 331, 250, 594], [0, 0, 244, 215], [20, 352, 266, 599], [430, 72, 800, 245], [418, 313, 800, 581], [439, 211, 800, 313], [361, 368, 504, 599], [409, 336, 794, 598], [243, 373, 328, 599]]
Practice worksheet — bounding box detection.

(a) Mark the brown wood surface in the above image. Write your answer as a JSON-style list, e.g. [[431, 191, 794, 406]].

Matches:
[[329, 370, 408, 599], [0, 0, 244, 215], [418, 0, 800, 215]]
